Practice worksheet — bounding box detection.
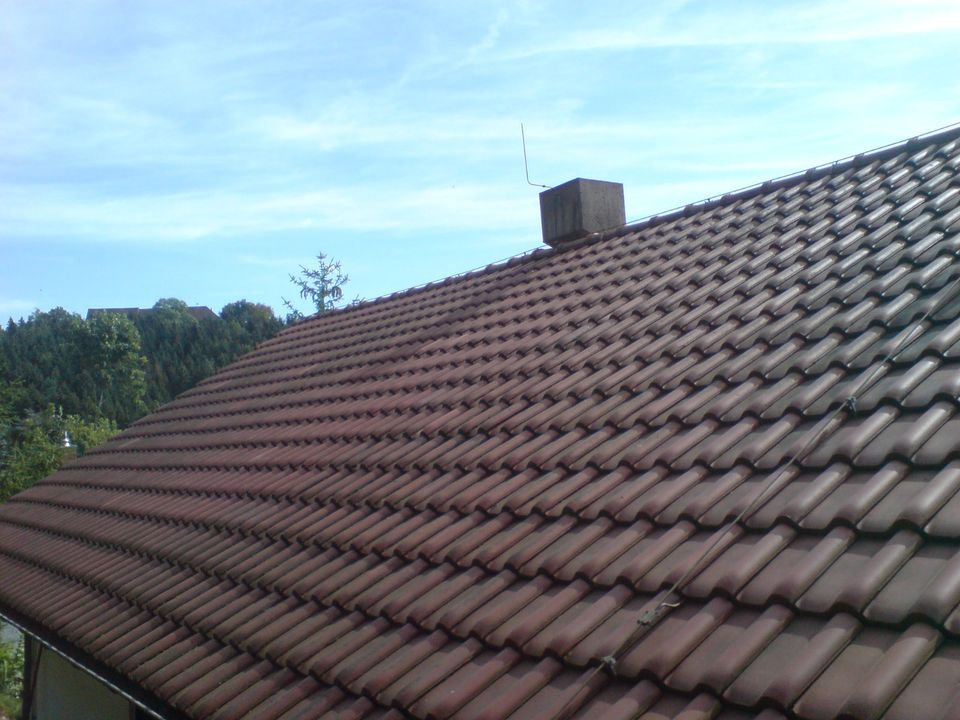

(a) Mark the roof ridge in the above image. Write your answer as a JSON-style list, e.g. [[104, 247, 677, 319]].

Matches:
[[278, 245, 550, 336], [592, 119, 960, 244], [278, 120, 960, 336]]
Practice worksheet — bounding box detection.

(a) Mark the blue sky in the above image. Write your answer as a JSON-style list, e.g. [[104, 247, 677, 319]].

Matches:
[[3, 0, 960, 321]]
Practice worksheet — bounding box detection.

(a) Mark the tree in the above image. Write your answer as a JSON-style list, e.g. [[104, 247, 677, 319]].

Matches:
[[0, 631, 23, 718], [126, 299, 285, 408], [219, 300, 285, 360], [0, 298, 286, 462], [0, 407, 118, 503], [133, 299, 210, 405], [64, 414, 118, 456], [0, 381, 24, 476], [0, 408, 63, 503], [0, 308, 87, 418], [0, 308, 146, 424], [283, 253, 349, 321], [221, 301, 284, 342], [0, 298, 291, 503], [82, 313, 147, 425]]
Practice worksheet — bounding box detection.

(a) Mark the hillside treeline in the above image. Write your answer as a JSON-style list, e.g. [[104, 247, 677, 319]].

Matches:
[[0, 298, 285, 501]]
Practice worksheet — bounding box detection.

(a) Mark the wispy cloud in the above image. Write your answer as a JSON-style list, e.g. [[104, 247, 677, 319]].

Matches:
[[0, 181, 532, 241], [478, 0, 960, 62], [2, 0, 959, 316]]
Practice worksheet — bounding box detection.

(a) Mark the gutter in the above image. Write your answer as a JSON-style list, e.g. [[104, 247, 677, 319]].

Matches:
[[0, 605, 185, 720]]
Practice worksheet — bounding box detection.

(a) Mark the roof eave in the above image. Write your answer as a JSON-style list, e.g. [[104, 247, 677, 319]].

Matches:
[[0, 603, 186, 720]]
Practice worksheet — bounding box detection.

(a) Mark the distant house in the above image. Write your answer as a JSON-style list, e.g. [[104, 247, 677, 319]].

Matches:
[[86, 306, 218, 322], [4, 126, 960, 719]]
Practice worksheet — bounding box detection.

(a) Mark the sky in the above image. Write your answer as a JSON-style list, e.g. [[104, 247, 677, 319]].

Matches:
[[3, 0, 960, 321]]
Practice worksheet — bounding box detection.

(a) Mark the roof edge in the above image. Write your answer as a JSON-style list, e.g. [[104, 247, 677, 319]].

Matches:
[[279, 120, 960, 337], [0, 604, 187, 720], [605, 120, 960, 242], [277, 245, 551, 339]]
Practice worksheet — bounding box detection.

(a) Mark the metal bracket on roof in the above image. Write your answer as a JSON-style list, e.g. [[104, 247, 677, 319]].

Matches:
[[635, 598, 680, 626], [589, 597, 684, 686], [845, 396, 858, 412]]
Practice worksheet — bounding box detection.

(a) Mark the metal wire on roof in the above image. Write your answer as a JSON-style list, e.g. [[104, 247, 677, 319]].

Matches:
[[551, 269, 960, 719]]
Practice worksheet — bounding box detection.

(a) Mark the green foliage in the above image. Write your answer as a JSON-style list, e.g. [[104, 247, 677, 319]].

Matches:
[[0, 301, 285, 426], [0, 632, 23, 717], [221, 300, 281, 339], [0, 298, 285, 500], [0, 308, 147, 425], [0, 407, 116, 503], [65, 414, 118, 456], [283, 253, 349, 320], [0, 409, 62, 503], [132, 298, 214, 406], [130, 299, 284, 408], [0, 308, 87, 418], [0, 381, 25, 466], [84, 313, 148, 423]]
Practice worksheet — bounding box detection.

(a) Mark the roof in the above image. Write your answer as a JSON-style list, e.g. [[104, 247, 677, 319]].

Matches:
[[86, 306, 218, 321], [5, 126, 960, 720]]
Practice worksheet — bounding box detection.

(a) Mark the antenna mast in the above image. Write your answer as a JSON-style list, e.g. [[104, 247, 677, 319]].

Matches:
[[521, 123, 549, 188]]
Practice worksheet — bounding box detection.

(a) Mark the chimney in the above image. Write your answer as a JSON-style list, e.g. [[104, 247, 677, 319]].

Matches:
[[539, 178, 625, 248]]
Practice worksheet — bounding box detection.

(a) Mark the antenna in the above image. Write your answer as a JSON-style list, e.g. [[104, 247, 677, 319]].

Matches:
[[521, 123, 549, 188]]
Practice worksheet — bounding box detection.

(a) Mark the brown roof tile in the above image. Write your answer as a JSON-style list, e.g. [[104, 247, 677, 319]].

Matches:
[[7, 128, 960, 719]]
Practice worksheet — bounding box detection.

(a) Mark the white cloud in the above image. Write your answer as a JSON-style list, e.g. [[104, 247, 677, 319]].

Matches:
[[2, 0, 959, 320], [0, 181, 532, 242], [480, 0, 960, 62]]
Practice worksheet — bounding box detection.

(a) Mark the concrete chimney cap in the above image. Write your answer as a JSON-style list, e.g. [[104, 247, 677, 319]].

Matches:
[[539, 178, 625, 248]]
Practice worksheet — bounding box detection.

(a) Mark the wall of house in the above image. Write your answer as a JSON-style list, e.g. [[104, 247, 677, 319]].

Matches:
[[26, 639, 132, 720], [0, 621, 19, 645]]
